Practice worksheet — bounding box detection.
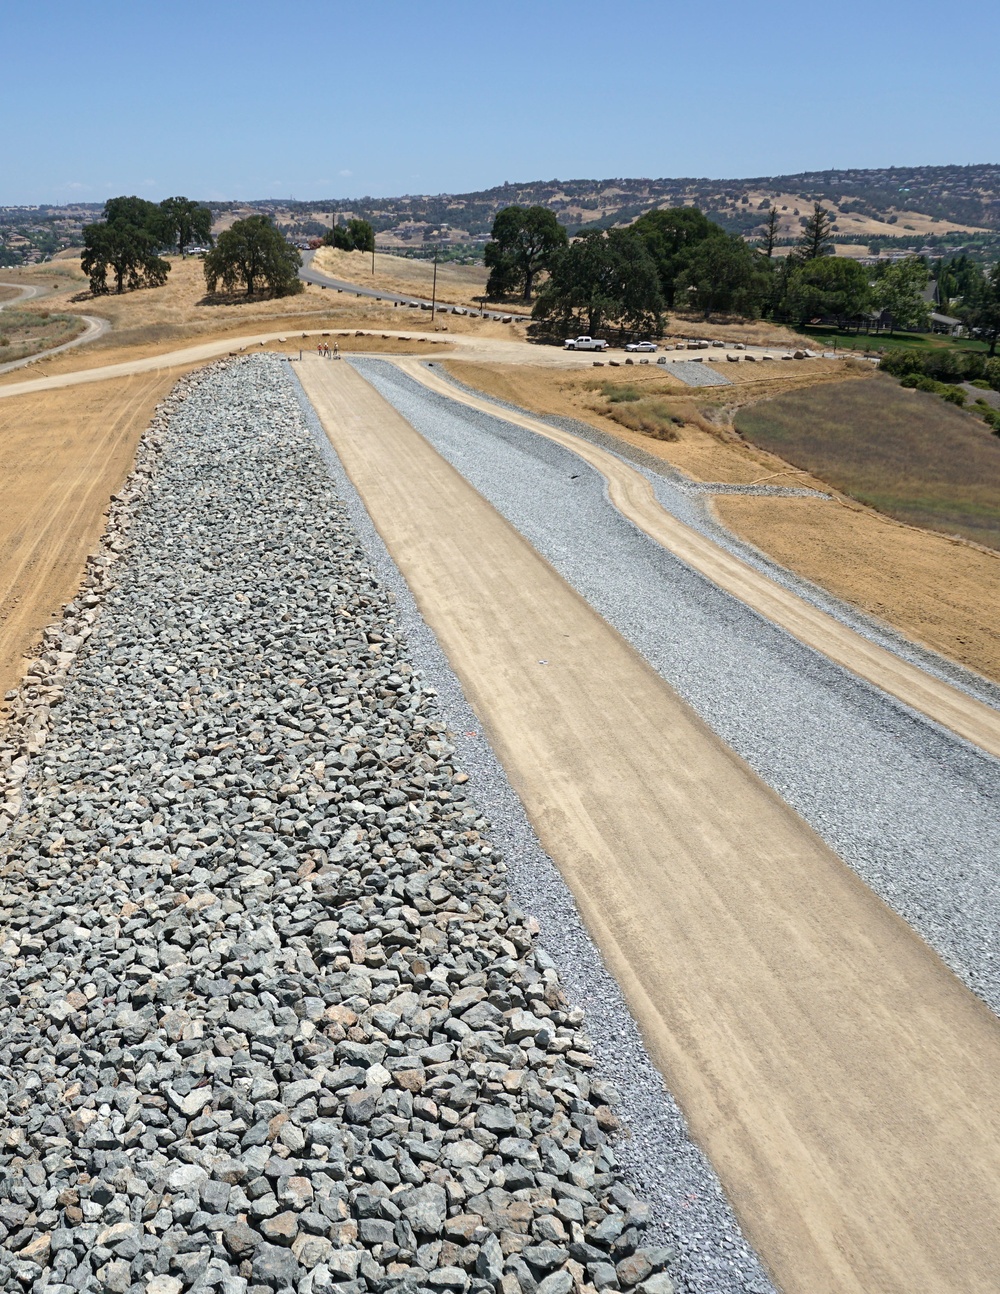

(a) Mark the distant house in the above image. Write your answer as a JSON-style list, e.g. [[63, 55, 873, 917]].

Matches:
[[929, 311, 963, 336]]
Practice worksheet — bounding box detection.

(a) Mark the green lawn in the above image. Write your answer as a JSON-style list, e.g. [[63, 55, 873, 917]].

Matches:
[[734, 374, 1000, 550], [800, 324, 989, 355]]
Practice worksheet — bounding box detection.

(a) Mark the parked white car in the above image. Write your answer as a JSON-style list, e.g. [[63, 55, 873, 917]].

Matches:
[[625, 340, 658, 352], [564, 336, 609, 351]]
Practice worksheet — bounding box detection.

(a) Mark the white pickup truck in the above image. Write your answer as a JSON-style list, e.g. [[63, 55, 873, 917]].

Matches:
[[564, 335, 609, 351]]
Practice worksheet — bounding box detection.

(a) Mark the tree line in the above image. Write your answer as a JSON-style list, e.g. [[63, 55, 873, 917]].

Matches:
[[81, 196, 212, 294], [322, 218, 375, 253], [482, 202, 1000, 349], [81, 198, 302, 298]]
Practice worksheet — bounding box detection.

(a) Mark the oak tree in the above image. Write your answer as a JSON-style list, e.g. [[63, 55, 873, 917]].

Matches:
[[160, 197, 213, 255], [485, 205, 567, 302], [203, 215, 302, 297]]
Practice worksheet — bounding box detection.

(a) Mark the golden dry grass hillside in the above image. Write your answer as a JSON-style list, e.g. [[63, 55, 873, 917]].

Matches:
[[0, 255, 525, 386], [312, 246, 489, 306]]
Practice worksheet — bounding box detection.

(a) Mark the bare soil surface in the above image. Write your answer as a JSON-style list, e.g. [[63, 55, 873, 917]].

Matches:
[[445, 359, 1000, 684], [714, 493, 1000, 681], [298, 355, 1000, 1294], [0, 371, 188, 704], [406, 360, 1000, 757]]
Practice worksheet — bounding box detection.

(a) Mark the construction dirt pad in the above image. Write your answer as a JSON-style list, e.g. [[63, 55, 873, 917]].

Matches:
[[299, 356, 1000, 1294]]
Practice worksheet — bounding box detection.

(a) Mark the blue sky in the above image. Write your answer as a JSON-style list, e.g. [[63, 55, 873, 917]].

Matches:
[[3, 0, 997, 205]]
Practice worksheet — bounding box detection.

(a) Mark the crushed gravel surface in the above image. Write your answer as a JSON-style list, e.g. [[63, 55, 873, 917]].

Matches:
[[0, 356, 772, 1294], [655, 364, 730, 387], [353, 358, 1000, 1017]]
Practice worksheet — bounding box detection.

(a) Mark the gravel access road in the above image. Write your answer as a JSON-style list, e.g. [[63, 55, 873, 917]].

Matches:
[[300, 356, 1000, 1294], [298, 253, 529, 324], [0, 357, 680, 1294], [366, 358, 1000, 1008]]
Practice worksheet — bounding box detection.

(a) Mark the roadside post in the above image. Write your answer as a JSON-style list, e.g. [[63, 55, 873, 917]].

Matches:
[[431, 245, 439, 322]]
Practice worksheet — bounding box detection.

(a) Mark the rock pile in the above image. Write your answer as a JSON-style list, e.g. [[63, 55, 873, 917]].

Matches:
[[0, 357, 674, 1294]]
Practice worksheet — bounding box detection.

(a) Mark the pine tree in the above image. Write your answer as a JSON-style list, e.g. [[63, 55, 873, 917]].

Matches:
[[763, 208, 780, 257], [798, 203, 834, 261]]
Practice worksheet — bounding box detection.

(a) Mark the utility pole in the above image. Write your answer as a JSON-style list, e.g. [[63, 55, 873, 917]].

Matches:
[[372, 240, 375, 276], [431, 245, 439, 322]]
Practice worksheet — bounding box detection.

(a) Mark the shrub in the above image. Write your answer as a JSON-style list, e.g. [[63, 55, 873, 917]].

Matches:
[[986, 358, 1000, 392], [972, 379, 993, 390], [942, 387, 966, 406], [605, 397, 681, 440], [880, 348, 925, 378], [603, 383, 642, 403]]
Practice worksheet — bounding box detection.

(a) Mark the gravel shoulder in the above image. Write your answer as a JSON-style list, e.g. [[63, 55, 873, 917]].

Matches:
[[301, 356, 1000, 1294]]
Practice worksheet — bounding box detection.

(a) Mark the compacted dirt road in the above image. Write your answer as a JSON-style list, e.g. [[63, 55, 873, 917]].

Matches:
[[298, 356, 1000, 1294]]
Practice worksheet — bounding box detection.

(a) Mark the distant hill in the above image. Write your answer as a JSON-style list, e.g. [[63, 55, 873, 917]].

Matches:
[[4, 165, 999, 267], [225, 164, 1000, 256]]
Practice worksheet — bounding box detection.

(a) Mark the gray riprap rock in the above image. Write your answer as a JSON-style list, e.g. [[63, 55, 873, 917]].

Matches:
[[400, 1183, 448, 1236], [222, 1219, 258, 1259], [537, 1273, 574, 1294], [253, 1242, 302, 1288], [0, 357, 680, 1294], [476, 1234, 504, 1282]]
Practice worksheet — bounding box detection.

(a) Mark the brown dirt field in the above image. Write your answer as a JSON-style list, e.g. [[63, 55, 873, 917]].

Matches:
[[0, 287, 20, 305], [301, 356, 1000, 1294], [269, 334, 454, 357], [0, 370, 192, 707], [444, 359, 1000, 683], [715, 494, 1000, 680], [312, 246, 489, 307]]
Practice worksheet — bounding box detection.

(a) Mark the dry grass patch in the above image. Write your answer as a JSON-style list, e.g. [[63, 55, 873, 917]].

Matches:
[[0, 308, 88, 363], [715, 494, 1000, 682], [665, 316, 813, 349], [0, 255, 517, 386], [443, 358, 854, 468], [735, 374, 1000, 549]]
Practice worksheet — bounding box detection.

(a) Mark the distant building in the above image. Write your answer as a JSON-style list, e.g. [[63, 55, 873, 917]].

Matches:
[[929, 311, 964, 336]]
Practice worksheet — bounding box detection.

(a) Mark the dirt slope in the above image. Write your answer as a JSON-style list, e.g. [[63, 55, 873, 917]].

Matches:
[[0, 372, 188, 702], [446, 360, 1000, 684]]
